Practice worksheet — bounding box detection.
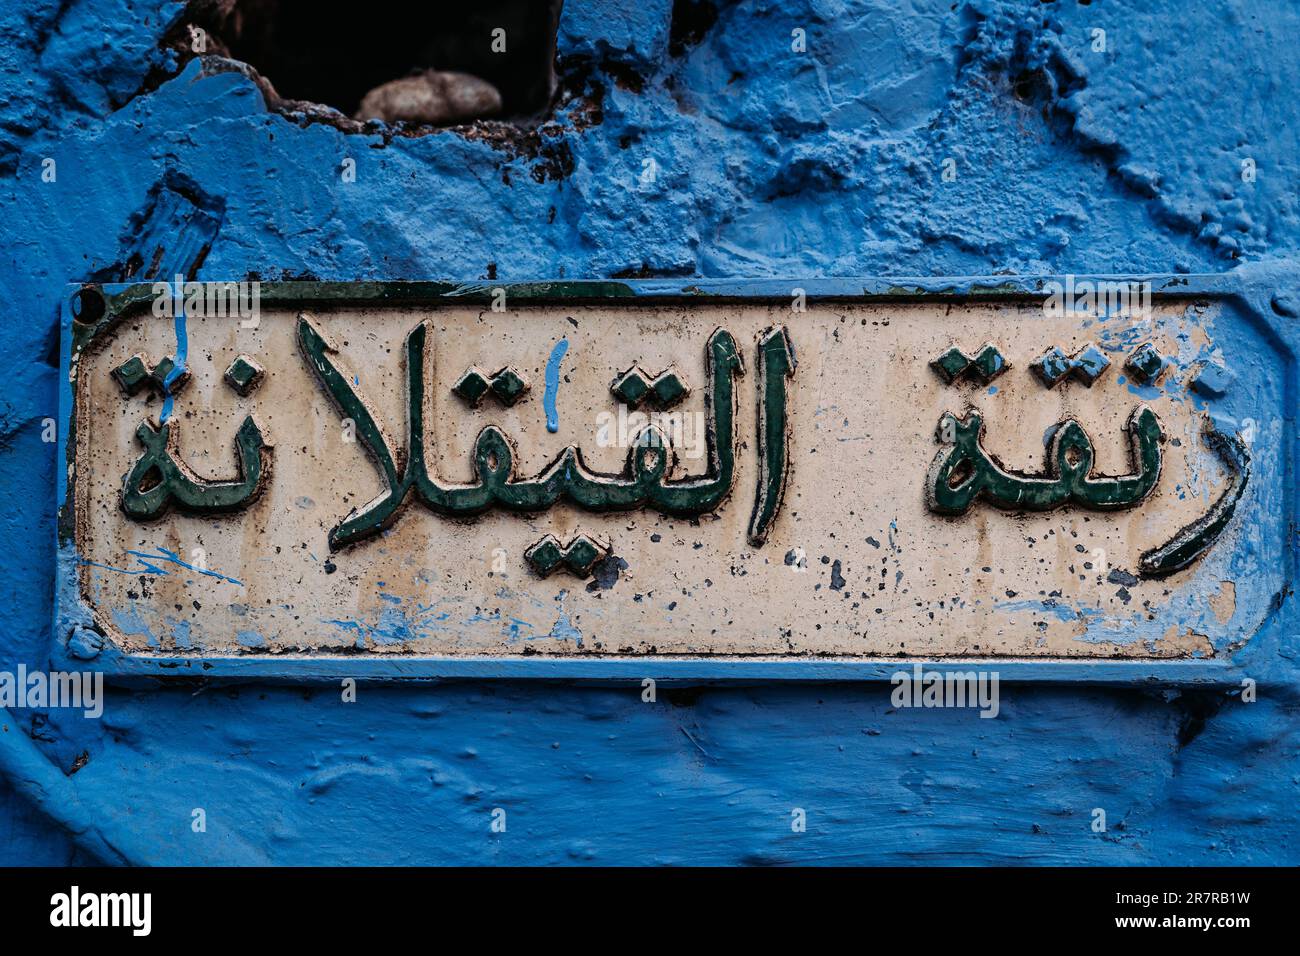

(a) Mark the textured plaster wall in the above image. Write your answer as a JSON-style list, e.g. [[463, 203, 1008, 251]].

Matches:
[[0, 0, 1297, 864]]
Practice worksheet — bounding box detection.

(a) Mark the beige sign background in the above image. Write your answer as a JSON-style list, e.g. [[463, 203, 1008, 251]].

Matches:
[[72, 299, 1249, 660]]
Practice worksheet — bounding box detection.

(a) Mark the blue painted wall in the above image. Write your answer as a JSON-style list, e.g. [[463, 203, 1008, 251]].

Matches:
[[1, 0, 1297, 864]]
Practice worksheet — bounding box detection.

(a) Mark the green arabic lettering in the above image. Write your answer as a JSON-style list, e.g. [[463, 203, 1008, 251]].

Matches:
[[121, 416, 270, 519], [1138, 420, 1249, 577], [298, 315, 745, 550], [926, 405, 1163, 515], [748, 326, 795, 546]]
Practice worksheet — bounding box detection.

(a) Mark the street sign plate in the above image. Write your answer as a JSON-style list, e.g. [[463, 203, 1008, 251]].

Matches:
[[56, 279, 1290, 681]]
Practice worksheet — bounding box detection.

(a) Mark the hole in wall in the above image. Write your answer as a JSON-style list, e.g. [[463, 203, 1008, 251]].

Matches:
[[182, 0, 561, 126], [668, 0, 719, 57]]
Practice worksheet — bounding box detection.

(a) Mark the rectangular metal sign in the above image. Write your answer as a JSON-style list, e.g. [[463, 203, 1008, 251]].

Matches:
[[55, 279, 1289, 682]]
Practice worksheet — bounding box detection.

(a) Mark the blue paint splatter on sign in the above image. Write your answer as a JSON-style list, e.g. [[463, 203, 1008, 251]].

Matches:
[[126, 547, 242, 586], [160, 304, 187, 424], [543, 338, 569, 433]]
